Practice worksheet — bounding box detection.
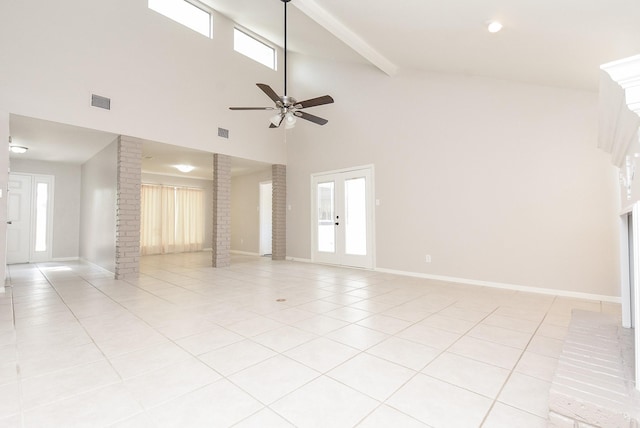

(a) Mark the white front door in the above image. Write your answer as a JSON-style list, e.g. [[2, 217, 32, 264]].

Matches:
[[312, 166, 374, 269], [6, 173, 54, 264], [7, 174, 32, 264]]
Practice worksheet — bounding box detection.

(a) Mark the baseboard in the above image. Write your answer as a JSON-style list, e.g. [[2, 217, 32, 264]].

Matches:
[[51, 257, 80, 262], [78, 258, 115, 277], [375, 267, 621, 303], [39, 253, 622, 303], [230, 250, 261, 256], [287, 257, 312, 263]]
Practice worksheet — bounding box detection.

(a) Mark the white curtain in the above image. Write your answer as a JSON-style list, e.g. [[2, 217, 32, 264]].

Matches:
[[175, 187, 204, 253], [141, 185, 163, 256], [140, 184, 204, 255]]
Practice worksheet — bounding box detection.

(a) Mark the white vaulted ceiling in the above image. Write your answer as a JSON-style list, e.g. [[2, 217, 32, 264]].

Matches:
[[203, 0, 640, 90], [8, 0, 640, 170]]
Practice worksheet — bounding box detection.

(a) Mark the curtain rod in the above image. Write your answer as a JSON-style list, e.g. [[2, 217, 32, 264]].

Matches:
[[141, 183, 205, 191]]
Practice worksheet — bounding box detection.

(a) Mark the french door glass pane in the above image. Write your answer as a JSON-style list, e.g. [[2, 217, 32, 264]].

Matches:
[[317, 181, 335, 252], [345, 177, 366, 256]]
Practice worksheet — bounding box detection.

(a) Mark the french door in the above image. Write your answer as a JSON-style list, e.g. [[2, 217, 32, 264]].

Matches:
[[7, 173, 54, 264], [311, 166, 374, 269]]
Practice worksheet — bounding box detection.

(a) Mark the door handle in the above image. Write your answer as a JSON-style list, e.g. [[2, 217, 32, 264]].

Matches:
[[6, 221, 11, 224]]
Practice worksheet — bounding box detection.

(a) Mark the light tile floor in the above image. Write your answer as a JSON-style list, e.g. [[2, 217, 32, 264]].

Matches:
[[0, 253, 622, 427]]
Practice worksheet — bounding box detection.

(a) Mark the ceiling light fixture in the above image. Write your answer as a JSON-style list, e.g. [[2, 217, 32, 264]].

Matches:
[[174, 164, 195, 173], [487, 21, 503, 33], [9, 145, 28, 154], [284, 112, 297, 129]]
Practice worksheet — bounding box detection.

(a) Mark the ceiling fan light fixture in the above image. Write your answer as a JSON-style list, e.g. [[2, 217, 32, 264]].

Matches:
[[284, 112, 296, 129]]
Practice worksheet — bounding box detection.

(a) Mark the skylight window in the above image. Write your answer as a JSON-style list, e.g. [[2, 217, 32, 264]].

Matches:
[[149, 0, 212, 38], [234, 28, 276, 70]]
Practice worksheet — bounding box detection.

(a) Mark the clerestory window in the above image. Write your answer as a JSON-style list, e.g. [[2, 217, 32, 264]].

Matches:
[[234, 28, 276, 70], [149, 0, 212, 38]]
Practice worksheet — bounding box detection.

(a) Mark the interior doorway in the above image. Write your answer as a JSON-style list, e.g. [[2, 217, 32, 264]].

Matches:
[[621, 205, 639, 329], [259, 181, 273, 256], [627, 210, 635, 328], [620, 203, 640, 391], [7, 172, 55, 264]]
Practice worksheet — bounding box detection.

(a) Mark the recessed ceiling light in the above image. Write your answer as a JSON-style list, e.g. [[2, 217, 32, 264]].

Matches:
[[9, 145, 28, 154], [175, 164, 195, 173], [487, 21, 503, 33]]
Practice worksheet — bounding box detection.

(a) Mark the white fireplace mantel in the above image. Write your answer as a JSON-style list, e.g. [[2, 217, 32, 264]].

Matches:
[[599, 55, 640, 168]]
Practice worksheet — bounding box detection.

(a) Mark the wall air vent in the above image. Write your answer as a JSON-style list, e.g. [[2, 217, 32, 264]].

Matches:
[[218, 127, 229, 139], [91, 94, 111, 110]]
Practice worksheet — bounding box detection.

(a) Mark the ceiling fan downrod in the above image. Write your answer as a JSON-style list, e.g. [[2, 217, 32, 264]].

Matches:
[[282, 0, 291, 97], [228, 0, 334, 128]]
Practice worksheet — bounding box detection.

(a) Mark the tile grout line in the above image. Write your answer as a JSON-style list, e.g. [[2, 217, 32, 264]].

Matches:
[[477, 294, 559, 427], [226, 276, 420, 426], [8, 256, 613, 427], [7, 266, 26, 428], [15, 264, 141, 418], [35, 262, 283, 425], [349, 300, 501, 427]]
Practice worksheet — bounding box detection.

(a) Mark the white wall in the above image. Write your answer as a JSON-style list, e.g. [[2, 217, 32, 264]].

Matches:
[[0, 0, 286, 164], [142, 172, 214, 250], [287, 55, 621, 297], [0, 0, 622, 298], [9, 159, 81, 260], [0, 0, 291, 276], [80, 139, 118, 272], [231, 168, 272, 254]]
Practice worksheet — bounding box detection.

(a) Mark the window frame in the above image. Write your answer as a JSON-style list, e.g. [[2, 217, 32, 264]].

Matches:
[[233, 27, 277, 70], [148, 0, 213, 39]]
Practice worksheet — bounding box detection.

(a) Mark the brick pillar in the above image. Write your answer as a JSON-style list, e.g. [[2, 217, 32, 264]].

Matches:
[[272, 164, 286, 260], [115, 136, 142, 280], [212, 154, 231, 267]]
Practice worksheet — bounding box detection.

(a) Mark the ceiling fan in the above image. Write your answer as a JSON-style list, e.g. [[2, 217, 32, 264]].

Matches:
[[229, 0, 334, 129]]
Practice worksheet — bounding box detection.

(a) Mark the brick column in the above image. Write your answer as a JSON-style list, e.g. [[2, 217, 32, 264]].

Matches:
[[212, 154, 231, 267], [115, 136, 142, 280], [272, 164, 286, 260]]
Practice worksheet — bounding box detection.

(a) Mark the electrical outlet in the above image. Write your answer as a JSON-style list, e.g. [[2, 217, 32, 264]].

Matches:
[[425, 255, 431, 263]]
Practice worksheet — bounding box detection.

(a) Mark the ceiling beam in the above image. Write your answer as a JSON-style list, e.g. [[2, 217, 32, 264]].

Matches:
[[293, 0, 399, 76]]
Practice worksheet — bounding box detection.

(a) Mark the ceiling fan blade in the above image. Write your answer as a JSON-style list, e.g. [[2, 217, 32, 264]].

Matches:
[[229, 107, 275, 110], [231, 0, 334, 129], [269, 115, 284, 128], [256, 83, 281, 104], [295, 95, 334, 109], [295, 111, 328, 126]]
